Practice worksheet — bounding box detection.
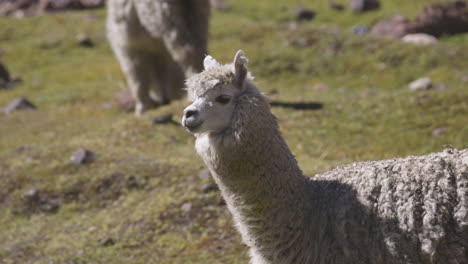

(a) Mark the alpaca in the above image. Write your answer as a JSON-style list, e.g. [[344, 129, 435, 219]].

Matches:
[[181, 50, 468, 264], [107, 0, 210, 115]]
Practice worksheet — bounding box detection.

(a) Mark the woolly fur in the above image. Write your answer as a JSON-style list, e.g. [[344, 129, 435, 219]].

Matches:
[[185, 52, 468, 264]]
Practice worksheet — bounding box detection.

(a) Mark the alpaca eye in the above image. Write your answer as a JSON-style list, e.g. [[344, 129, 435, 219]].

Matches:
[[215, 95, 231, 104]]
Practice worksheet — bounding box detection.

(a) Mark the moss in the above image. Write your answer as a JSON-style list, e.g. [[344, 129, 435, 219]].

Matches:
[[0, 1, 467, 263]]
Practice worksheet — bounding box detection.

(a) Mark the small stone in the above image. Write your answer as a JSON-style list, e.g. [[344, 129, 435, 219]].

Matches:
[[198, 169, 211, 180], [349, 0, 380, 13], [181, 202, 192, 212], [461, 75, 468, 83], [200, 182, 218, 193], [116, 89, 135, 111], [210, 0, 231, 10], [291, 6, 316, 22], [329, 1, 345, 11], [15, 145, 33, 153], [352, 25, 369, 35], [76, 34, 94, 47], [71, 149, 95, 165], [409, 77, 432, 91], [98, 237, 115, 247], [24, 189, 40, 200], [4, 97, 37, 113], [402, 33, 438, 46], [152, 113, 173, 125], [432, 127, 447, 136]]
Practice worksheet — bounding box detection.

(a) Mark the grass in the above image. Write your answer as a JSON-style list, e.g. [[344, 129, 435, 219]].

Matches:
[[0, 1, 467, 263]]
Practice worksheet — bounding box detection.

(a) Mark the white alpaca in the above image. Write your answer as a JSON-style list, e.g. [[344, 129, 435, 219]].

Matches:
[[182, 50, 468, 264], [107, 0, 210, 115]]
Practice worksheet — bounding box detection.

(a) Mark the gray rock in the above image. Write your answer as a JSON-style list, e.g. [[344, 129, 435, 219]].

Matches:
[[432, 127, 447, 136], [115, 89, 135, 112], [200, 182, 218, 193], [152, 113, 173, 125], [349, 0, 380, 13], [371, 15, 412, 38], [291, 6, 316, 21], [352, 25, 369, 35], [409, 77, 432, 91], [4, 97, 37, 113], [329, 1, 345, 11], [181, 202, 192, 212], [76, 33, 94, 47], [402, 33, 438, 46], [71, 148, 95, 165], [98, 237, 115, 247]]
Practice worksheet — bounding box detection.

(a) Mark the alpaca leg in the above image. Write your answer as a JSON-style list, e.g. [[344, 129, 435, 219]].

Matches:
[[113, 47, 156, 116]]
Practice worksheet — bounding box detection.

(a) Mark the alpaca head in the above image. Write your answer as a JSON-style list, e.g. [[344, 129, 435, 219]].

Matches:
[[182, 50, 254, 134]]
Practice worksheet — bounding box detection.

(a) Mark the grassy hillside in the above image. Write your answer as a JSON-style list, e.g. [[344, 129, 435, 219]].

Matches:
[[1, 1, 467, 263]]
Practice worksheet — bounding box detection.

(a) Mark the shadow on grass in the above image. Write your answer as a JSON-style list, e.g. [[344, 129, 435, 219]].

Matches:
[[270, 100, 323, 110]]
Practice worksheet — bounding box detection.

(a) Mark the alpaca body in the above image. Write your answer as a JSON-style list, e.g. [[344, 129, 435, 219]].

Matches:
[[107, 0, 209, 115], [183, 51, 468, 264]]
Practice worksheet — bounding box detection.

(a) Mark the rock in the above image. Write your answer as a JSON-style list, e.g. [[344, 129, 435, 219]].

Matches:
[[349, 0, 380, 13], [410, 1, 468, 37], [198, 169, 211, 180], [15, 145, 33, 153], [432, 127, 447, 136], [116, 89, 135, 111], [291, 6, 316, 22], [4, 97, 37, 113], [152, 113, 173, 125], [200, 182, 218, 193], [210, 0, 230, 10], [181, 202, 192, 212], [98, 237, 115, 247], [329, 1, 345, 11], [401, 33, 438, 46], [24, 189, 40, 200], [409, 77, 432, 91], [0, 61, 11, 89], [76, 33, 94, 47], [352, 25, 369, 35], [461, 75, 468, 82], [71, 148, 95, 165], [371, 15, 412, 38]]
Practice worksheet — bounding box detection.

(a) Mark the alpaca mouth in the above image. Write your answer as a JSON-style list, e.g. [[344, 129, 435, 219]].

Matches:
[[184, 121, 203, 132]]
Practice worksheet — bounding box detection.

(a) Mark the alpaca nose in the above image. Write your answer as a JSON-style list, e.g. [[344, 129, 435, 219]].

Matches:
[[185, 109, 199, 119]]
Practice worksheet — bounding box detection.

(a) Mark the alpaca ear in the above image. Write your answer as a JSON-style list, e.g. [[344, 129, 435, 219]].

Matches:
[[233, 50, 248, 88], [204, 55, 221, 71]]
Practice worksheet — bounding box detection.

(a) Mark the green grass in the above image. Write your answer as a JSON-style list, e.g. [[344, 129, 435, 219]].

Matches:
[[1, 1, 468, 263]]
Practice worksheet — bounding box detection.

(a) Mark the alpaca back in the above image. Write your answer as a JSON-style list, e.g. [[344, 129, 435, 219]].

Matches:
[[312, 148, 468, 263]]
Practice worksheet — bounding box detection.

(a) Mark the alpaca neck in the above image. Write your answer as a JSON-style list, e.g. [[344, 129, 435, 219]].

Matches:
[[195, 92, 312, 259]]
